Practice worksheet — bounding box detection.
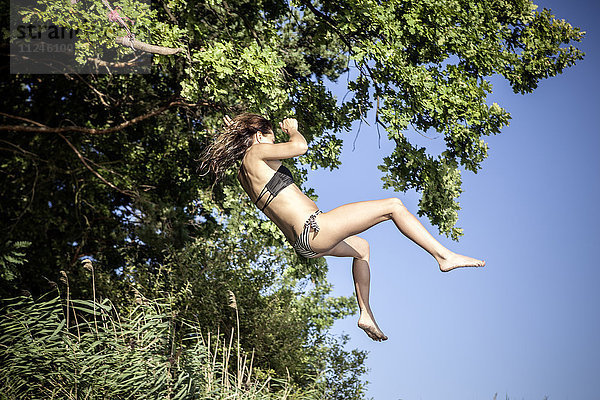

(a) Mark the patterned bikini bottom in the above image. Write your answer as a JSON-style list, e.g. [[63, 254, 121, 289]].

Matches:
[[291, 210, 322, 259]]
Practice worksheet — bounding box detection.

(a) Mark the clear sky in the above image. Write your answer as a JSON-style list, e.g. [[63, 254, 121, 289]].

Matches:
[[306, 1, 600, 399]]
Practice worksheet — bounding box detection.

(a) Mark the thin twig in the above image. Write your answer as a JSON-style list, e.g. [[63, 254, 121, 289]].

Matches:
[[58, 133, 136, 197], [352, 118, 363, 151], [0, 112, 46, 127], [160, 0, 178, 24], [65, 73, 112, 107], [0, 139, 44, 160], [410, 122, 438, 140]]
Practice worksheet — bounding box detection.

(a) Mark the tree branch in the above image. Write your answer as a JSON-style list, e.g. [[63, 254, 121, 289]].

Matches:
[[87, 56, 146, 69], [115, 36, 184, 55], [300, 0, 383, 112], [0, 100, 217, 135]]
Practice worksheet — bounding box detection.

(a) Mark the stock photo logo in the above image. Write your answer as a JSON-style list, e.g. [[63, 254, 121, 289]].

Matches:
[[10, 0, 151, 74]]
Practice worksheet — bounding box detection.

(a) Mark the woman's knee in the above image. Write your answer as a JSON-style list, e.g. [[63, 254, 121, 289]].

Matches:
[[385, 197, 406, 217], [352, 236, 370, 261]]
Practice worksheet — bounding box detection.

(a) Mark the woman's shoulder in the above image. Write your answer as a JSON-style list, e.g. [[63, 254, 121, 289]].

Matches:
[[243, 149, 281, 171]]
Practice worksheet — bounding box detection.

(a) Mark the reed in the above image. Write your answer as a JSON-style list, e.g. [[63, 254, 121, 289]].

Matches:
[[0, 270, 323, 399]]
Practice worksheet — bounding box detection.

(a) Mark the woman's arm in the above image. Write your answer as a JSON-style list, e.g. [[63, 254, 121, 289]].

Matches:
[[252, 118, 308, 160]]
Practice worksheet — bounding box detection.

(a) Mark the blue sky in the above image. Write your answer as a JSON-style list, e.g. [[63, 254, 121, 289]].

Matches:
[[306, 1, 599, 399]]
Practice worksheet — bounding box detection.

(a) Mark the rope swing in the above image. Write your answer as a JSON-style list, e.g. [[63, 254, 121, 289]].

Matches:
[[72, 0, 184, 55], [101, 0, 184, 55]]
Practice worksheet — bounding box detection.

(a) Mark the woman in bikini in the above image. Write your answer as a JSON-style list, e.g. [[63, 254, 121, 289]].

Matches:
[[200, 113, 485, 342]]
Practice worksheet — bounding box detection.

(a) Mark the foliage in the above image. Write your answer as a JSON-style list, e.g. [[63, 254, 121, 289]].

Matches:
[[0, 241, 30, 288], [0, 291, 325, 399], [322, 334, 372, 400], [9, 0, 584, 238], [126, 239, 360, 387], [0, 69, 367, 396]]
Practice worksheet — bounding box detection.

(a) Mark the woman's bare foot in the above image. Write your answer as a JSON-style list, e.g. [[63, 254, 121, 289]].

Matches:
[[438, 252, 486, 272], [358, 313, 388, 342]]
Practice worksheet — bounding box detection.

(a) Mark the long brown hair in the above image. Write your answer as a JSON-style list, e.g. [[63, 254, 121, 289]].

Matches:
[[199, 113, 273, 181]]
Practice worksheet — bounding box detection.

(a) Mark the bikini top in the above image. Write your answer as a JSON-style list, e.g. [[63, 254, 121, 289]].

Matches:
[[242, 163, 294, 211]]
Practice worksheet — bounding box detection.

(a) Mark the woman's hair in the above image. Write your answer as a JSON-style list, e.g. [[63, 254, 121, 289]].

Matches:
[[199, 113, 273, 181]]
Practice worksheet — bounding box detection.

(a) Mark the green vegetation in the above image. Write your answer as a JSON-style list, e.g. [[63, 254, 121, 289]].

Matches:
[[0, 287, 324, 399], [1, 0, 584, 398]]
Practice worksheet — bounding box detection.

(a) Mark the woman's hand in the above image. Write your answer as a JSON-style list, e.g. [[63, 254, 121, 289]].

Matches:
[[279, 118, 298, 137], [248, 117, 307, 160]]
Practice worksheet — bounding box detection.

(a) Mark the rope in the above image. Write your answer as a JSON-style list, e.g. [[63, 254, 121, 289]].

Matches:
[[101, 0, 135, 49]]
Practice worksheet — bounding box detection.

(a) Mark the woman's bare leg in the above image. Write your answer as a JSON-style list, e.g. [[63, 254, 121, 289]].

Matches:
[[312, 198, 485, 272], [320, 236, 388, 341]]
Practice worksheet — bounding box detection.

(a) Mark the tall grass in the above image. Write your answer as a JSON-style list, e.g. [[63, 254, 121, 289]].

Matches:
[[0, 290, 323, 399]]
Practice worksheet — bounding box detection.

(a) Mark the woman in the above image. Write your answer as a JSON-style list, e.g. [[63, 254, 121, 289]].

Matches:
[[201, 113, 485, 342]]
